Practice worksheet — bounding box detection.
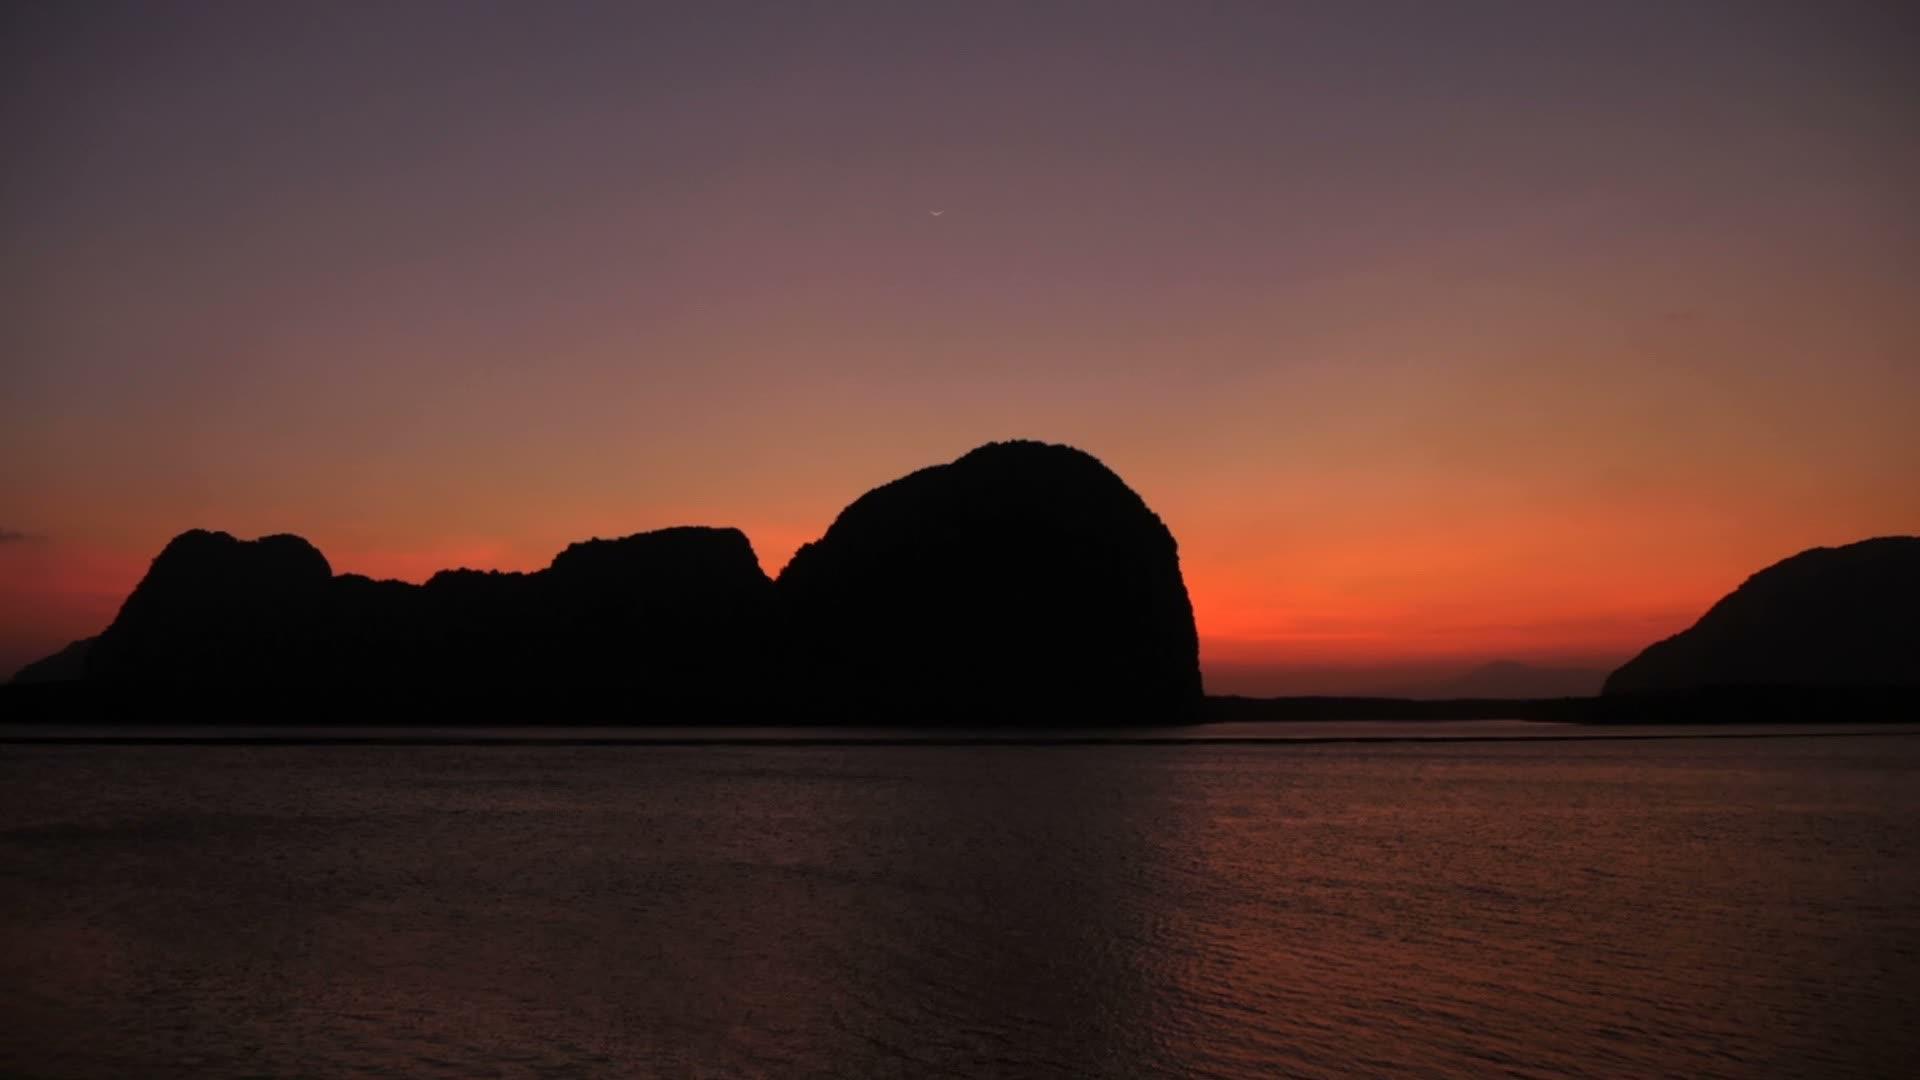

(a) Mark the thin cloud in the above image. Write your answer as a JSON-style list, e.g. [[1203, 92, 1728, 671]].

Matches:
[[0, 529, 42, 544]]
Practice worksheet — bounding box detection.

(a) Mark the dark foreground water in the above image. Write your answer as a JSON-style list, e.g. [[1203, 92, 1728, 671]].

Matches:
[[3, 729, 1918, 1078]]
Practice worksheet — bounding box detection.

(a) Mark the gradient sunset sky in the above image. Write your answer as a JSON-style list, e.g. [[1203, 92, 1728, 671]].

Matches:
[[4, 2, 1916, 691]]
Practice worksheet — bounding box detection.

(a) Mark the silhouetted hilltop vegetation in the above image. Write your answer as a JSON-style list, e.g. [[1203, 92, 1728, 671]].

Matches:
[[9, 441, 1202, 722], [1604, 537, 1920, 696]]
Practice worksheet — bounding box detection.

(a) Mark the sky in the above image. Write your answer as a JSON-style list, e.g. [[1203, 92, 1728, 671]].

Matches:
[[3, 1, 1917, 692]]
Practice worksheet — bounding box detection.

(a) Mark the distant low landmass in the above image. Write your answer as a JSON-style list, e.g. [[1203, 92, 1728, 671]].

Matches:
[[8, 441, 1202, 722], [1306, 537, 1916, 721], [1391, 661, 1606, 700]]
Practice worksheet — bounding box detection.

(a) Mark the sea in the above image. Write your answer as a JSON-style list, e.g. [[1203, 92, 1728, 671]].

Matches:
[[3, 721, 1917, 1078]]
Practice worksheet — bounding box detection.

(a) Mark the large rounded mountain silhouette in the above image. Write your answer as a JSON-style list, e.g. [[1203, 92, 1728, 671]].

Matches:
[[778, 441, 1201, 717], [14, 441, 1203, 721]]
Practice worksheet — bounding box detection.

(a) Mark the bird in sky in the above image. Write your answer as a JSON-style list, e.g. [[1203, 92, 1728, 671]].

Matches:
[[929, 210, 944, 216]]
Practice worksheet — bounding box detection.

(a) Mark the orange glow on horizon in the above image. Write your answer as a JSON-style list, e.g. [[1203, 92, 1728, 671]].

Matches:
[[5, 467, 1912, 694], [6, 4, 1916, 692]]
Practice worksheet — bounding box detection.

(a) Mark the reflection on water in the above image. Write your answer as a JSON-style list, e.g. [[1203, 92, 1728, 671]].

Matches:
[[3, 736, 1918, 1077]]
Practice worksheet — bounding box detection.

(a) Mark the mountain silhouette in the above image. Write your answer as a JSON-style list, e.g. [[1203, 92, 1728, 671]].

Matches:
[[10, 441, 1202, 721], [83, 530, 336, 685], [777, 441, 1201, 718], [36, 525, 776, 704], [9, 636, 97, 685], [1603, 536, 1920, 695]]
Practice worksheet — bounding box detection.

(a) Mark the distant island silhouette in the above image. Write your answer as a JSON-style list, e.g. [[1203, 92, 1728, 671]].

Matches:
[[1582, 536, 1920, 722], [10, 441, 1202, 722], [6, 444, 1915, 725], [1604, 537, 1919, 694]]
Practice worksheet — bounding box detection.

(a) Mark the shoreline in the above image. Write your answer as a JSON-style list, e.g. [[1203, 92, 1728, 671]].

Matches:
[[7, 723, 1919, 747]]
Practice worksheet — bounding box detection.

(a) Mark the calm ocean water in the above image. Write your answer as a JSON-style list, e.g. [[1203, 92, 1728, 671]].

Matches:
[[3, 727, 1918, 1078]]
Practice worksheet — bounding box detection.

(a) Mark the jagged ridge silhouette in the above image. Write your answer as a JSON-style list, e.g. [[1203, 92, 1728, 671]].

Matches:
[[12, 441, 1204, 722]]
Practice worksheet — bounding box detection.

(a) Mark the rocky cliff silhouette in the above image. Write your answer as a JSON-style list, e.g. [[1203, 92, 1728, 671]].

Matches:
[[11, 441, 1203, 721], [778, 441, 1201, 718], [33, 525, 776, 704], [1603, 536, 1920, 695], [84, 530, 337, 686]]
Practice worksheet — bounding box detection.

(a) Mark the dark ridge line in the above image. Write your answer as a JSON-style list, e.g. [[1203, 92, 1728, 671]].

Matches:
[[3, 731, 1914, 748]]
